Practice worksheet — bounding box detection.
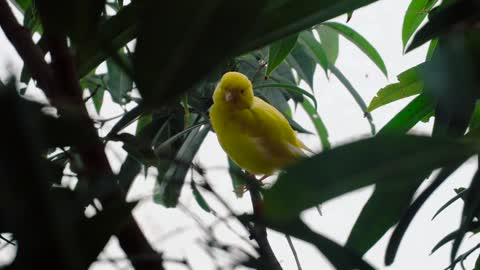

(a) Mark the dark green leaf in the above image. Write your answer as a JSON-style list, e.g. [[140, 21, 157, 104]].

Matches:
[[106, 104, 144, 138], [228, 157, 247, 198], [299, 31, 329, 76], [385, 164, 463, 265], [134, 0, 266, 108], [316, 25, 339, 64], [322, 22, 388, 77], [367, 63, 425, 112], [106, 52, 133, 105], [329, 64, 376, 135], [426, 38, 438, 60], [9, 0, 31, 12], [255, 83, 317, 109], [378, 93, 435, 135], [301, 99, 330, 150], [406, 0, 480, 52], [261, 217, 374, 270], [191, 181, 212, 213], [286, 43, 316, 88], [263, 135, 475, 221], [117, 155, 142, 192], [156, 124, 210, 207], [266, 34, 298, 76], [135, 114, 152, 135], [432, 187, 467, 220], [402, 0, 439, 49], [431, 221, 480, 254]]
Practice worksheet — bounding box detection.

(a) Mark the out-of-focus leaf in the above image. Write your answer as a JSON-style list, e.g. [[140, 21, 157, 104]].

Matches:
[[239, 0, 380, 54], [347, 11, 353, 22], [134, 0, 265, 108], [260, 217, 374, 270], [426, 38, 438, 60], [23, 4, 41, 33], [406, 0, 480, 52], [469, 101, 480, 131], [8, 0, 31, 12], [106, 104, 144, 138], [156, 125, 210, 207], [135, 114, 152, 135], [106, 52, 133, 105], [191, 181, 212, 213], [367, 63, 424, 112], [316, 25, 339, 64], [322, 22, 388, 77], [402, 0, 439, 50], [263, 135, 475, 220], [301, 99, 330, 150], [266, 34, 298, 76], [286, 43, 316, 88], [329, 64, 376, 135], [255, 83, 317, 109], [385, 164, 464, 265], [378, 93, 435, 135], [228, 158, 247, 198], [431, 221, 480, 255], [300, 31, 329, 76], [431, 187, 467, 220], [117, 155, 142, 192], [256, 88, 290, 117]]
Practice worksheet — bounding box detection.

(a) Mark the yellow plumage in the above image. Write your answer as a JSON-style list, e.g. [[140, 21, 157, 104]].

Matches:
[[209, 71, 309, 175]]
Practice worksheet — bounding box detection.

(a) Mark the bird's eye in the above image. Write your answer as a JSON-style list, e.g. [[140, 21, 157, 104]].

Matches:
[[240, 90, 244, 94]]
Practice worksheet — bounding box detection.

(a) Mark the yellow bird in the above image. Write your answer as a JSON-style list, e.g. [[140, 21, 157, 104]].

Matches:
[[209, 71, 310, 176]]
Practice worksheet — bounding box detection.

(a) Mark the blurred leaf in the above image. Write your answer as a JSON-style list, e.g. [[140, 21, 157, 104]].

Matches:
[[300, 31, 329, 76], [191, 181, 212, 213], [136, 114, 152, 135], [260, 217, 374, 270], [329, 64, 376, 135], [228, 158, 247, 198], [426, 38, 438, 61], [431, 221, 480, 254], [156, 124, 210, 207], [106, 104, 144, 138], [469, 101, 480, 130], [367, 63, 424, 112], [106, 52, 133, 105], [23, 4, 41, 33], [134, 0, 265, 108], [402, 0, 439, 50], [263, 135, 475, 220], [117, 155, 142, 192], [378, 93, 435, 135], [240, 0, 380, 54], [256, 88, 290, 116], [255, 83, 317, 109], [8, 0, 31, 12], [406, 0, 480, 52], [385, 164, 464, 265], [322, 22, 388, 77], [432, 187, 467, 220], [286, 43, 316, 88], [316, 25, 339, 64], [266, 34, 298, 76], [301, 99, 330, 150]]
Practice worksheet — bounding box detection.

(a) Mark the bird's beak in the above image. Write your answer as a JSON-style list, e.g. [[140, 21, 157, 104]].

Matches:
[[225, 91, 234, 102]]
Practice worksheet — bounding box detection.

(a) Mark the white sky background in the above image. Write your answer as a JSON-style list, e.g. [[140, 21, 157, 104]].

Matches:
[[1, 1, 480, 269]]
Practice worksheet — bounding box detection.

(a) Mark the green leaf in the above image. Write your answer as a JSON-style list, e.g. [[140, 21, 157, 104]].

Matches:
[[426, 38, 438, 60], [329, 64, 376, 135], [316, 25, 339, 64], [228, 157, 247, 198], [191, 181, 212, 213], [266, 34, 298, 76], [263, 135, 475, 221], [367, 63, 425, 112], [431, 187, 467, 220], [322, 22, 388, 77], [134, 0, 266, 108], [378, 93, 435, 135], [135, 114, 152, 135], [406, 0, 479, 52], [261, 217, 375, 270], [156, 124, 210, 207], [254, 83, 317, 109], [301, 99, 330, 150], [239, 0, 380, 54], [106, 52, 133, 105], [385, 164, 464, 265], [402, 0, 439, 50], [299, 31, 329, 76], [106, 104, 144, 138], [9, 0, 31, 12], [286, 43, 316, 88]]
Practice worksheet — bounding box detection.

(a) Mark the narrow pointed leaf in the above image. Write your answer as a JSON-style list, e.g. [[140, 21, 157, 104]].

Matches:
[[402, 0, 439, 49], [266, 34, 298, 76], [432, 187, 467, 220], [255, 83, 317, 109], [301, 99, 330, 150], [316, 25, 339, 64]]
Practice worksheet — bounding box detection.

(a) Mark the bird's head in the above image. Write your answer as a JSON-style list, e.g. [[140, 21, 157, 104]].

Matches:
[[213, 72, 254, 110]]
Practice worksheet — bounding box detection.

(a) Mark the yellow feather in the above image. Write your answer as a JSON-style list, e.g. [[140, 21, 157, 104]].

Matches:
[[209, 71, 309, 175]]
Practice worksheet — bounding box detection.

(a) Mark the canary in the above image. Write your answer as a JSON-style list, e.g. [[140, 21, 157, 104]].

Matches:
[[209, 71, 310, 176]]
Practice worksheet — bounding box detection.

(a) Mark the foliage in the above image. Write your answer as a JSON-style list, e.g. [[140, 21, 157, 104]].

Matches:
[[1, 0, 480, 269]]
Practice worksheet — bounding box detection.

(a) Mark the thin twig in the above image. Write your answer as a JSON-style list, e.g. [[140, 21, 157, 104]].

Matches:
[[285, 235, 303, 270]]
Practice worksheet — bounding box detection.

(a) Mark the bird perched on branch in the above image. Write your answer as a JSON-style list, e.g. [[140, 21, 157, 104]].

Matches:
[[209, 71, 311, 178]]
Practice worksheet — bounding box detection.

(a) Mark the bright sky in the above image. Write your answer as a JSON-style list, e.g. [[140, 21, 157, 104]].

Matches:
[[1, 1, 479, 270]]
